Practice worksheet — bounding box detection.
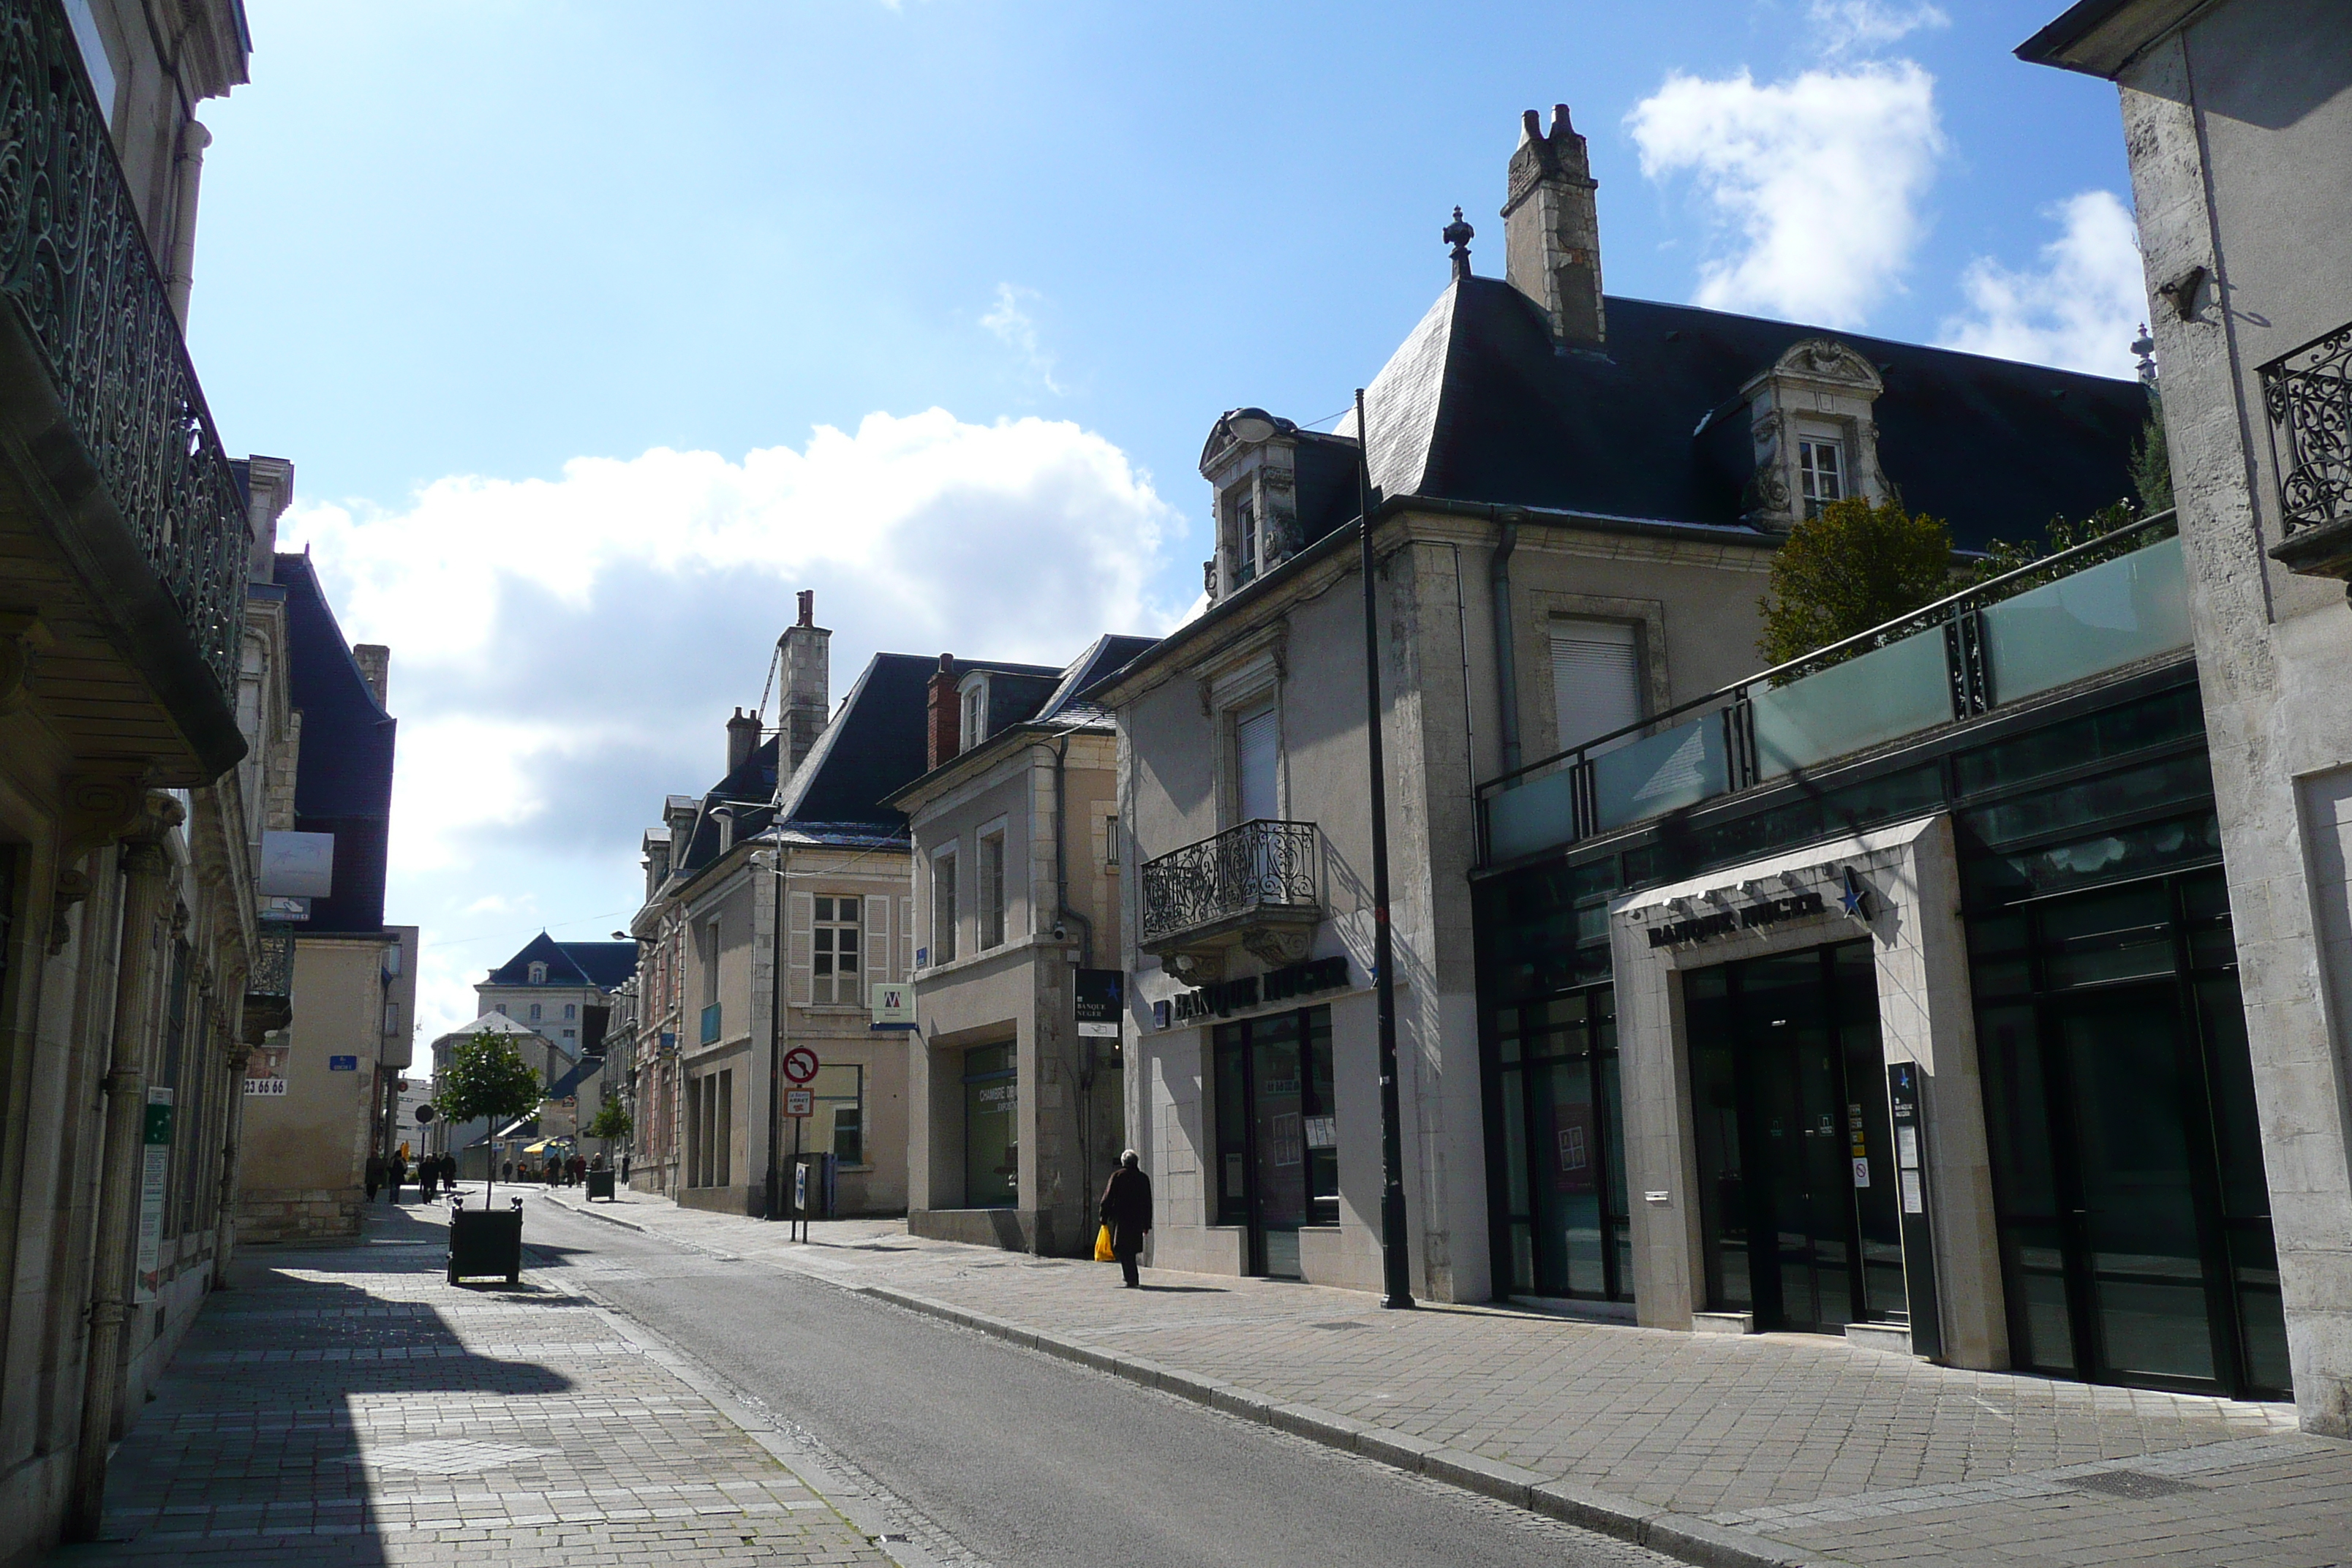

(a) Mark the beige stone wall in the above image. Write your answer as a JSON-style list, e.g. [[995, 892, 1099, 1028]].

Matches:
[[238, 938, 390, 1243]]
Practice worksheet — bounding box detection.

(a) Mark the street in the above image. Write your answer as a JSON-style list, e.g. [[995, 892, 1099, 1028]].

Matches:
[[519, 1198, 1676, 1568]]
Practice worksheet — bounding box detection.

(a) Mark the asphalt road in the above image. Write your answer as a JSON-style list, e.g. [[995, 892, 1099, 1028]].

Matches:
[[522, 1201, 1673, 1568]]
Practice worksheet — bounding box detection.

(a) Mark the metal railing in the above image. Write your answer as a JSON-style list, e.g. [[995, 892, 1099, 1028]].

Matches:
[[1479, 510, 2188, 867], [1139, 818, 1319, 947], [2260, 323, 2352, 537], [0, 0, 249, 698]]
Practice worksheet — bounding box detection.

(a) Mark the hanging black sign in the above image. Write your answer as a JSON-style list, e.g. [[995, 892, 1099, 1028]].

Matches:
[[1075, 969, 1123, 1038]]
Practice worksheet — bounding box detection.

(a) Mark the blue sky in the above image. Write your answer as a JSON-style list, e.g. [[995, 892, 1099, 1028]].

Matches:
[[183, 0, 2144, 1041]]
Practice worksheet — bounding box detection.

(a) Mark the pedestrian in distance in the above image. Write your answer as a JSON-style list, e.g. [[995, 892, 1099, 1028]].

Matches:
[[388, 1152, 407, 1203], [502, 1159, 515, 1183], [1098, 1150, 1152, 1289], [364, 1153, 385, 1204], [620, 1153, 631, 1184]]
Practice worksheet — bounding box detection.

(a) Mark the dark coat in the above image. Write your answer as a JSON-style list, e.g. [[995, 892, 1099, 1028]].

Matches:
[[1099, 1166, 1152, 1256]]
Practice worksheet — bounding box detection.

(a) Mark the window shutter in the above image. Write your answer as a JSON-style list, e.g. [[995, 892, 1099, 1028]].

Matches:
[[1550, 620, 1643, 754], [899, 896, 914, 975], [1236, 706, 1278, 821], [865, 894, 890, 991], [787, 891, 813, 1008]]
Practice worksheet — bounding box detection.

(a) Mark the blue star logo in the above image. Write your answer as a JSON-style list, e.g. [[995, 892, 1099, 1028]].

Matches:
[[1840, 868, 1872, 919]]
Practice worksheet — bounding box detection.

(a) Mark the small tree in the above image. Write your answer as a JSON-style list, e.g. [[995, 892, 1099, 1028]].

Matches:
[[1967, 500, 2144, 591], [583, 1101, 632, 1142], [1757, 496, 1956, 667], [436, 1029, 541, 1202], [2132, 390, 2174, 515]]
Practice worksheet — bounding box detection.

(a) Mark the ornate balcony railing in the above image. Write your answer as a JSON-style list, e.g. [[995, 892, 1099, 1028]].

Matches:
[[2259, 322, 2352, 586], [0, 0, 249, 696], [1139, 818, 1319, 949]]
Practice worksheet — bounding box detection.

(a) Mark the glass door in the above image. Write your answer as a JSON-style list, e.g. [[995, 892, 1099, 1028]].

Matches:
[[1689, 942, 1900, 1335], [1214, 1007, 1336, 1278], [1491, 987, 1633, 1302]]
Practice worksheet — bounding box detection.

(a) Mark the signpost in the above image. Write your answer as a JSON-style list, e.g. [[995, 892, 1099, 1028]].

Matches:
[[780, 1050, 819, 1240]]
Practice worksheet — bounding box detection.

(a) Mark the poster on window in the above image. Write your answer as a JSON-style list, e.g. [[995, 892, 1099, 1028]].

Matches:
[[1552, 1104, 1597, 1194], [134, 1088, 173, 1303]]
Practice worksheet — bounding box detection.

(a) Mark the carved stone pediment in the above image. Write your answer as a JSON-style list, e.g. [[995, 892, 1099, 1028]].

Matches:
[[1774, 337, 1884, 391]]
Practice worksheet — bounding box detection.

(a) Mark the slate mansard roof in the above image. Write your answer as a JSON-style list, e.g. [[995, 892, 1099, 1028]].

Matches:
[[485, 932, 638, 992], [1276, 278, 2150, 557], [275, 551, 396, 934]]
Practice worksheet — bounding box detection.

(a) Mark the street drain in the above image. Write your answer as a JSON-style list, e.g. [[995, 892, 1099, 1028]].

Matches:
[[2065, 1470, 2205, 1500]]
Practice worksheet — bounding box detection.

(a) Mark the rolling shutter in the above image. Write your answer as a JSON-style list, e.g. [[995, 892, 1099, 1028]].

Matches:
[[1550, 619, 1642, 754], [1236, 705, 1278, 822]]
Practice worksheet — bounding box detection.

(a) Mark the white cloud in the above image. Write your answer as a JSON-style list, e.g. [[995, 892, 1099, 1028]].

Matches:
[[1627, 61, 1944, 327], [981, 283, 1065, 394], [1940, 190, 2146, 378], [290, 410, 1186, 1038], [1806, 0, 1948, 54]]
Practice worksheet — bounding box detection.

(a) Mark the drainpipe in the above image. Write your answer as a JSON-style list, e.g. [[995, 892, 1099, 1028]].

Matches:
[[68, 813, 177, 1541], [164, 122, 211, 326], [1049, 727, 1097, 1250], [1490, 512, 1524, 775]]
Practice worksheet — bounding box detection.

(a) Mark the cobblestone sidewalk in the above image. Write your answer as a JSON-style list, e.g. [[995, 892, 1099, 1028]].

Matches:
[[45, 1199, 902, 1567], [549, 1186, 2352, 1568]]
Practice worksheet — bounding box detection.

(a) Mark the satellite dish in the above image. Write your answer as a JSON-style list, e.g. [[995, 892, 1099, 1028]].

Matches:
[[415, 1104, 437, 1123]]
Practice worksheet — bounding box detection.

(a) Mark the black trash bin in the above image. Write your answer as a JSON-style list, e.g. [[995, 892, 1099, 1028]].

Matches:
[[448, 1199, 523, 1285], [586, 1168, 615, 1202]]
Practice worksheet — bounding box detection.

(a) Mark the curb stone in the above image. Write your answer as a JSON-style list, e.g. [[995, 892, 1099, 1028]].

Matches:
[[849, 1281, 1844, 1568]]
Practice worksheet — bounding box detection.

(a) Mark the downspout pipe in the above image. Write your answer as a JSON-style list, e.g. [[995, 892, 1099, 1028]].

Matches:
[[1490, 512, 1524, 776], [1049, 725, 1097, 1248], [69, 803, 179, 1541]]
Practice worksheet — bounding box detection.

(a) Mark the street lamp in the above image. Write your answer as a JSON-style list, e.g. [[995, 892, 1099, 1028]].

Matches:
[[1354, 387, 1414, 1311]]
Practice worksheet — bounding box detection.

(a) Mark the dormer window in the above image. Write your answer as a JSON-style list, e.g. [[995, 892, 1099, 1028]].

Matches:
[[1798, 435, 1845, 516], [527, 961, 547, 984], [958, 673, 988, 753], [1234, 497, 1259, 588]]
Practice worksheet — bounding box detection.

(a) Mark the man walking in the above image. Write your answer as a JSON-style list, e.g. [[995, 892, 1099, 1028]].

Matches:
[[1098, 1150, 1153, 1289], [364, 1152, 385, 1205]]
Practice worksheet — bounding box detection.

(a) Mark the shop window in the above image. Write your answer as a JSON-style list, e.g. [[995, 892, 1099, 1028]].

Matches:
[[1550, 619, 1641, 755], [813, 895, 862, 1002], [1488, 984, 1635, 1304], [814, 1063, 864, 1167], [963, 1042, 1017, 1207]]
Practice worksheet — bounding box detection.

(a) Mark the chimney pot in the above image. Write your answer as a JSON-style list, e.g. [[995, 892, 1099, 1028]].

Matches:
[[1502, 102, 1606, 348], [725, 706, 761, 775], [796, 589, 813, 627]]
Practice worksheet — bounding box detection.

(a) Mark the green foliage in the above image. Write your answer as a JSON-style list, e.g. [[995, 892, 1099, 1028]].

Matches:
[[1757, 496, 1957, 667], [583, 1101, 633, 1142], [1966, 500, 2144, 592], [2132, 389, 2174, 516], [437, 1030, 542, 1131]]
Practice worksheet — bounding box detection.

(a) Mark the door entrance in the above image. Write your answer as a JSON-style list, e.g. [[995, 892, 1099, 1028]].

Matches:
[[1213, 1006, 1337, 1278], [1971, 870, 2288, 1398], [1686, 941, 1905, 1335]]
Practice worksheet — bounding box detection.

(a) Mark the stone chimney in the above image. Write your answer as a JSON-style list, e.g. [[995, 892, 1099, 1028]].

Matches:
[[352, 644, 390, 709], [777, 589, 831, 783], [725, 706, 760, 776], [926, 654, 959, 770], [244, 454, 294, 584], [1502, 105, 1605, 348]]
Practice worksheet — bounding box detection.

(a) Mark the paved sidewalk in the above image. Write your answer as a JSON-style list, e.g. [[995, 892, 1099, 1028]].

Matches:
[[549, 1185, 2352, 1568], [46, 1199, 900, 1567]]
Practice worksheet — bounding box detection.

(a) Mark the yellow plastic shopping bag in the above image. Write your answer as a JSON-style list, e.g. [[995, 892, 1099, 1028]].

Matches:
[[1094, 1225, 1116, 1262]]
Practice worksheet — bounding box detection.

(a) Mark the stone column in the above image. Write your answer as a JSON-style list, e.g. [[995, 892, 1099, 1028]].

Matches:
[[66, 815, 174, 1541]]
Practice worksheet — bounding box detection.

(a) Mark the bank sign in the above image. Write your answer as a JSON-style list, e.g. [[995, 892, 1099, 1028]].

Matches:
[[1153, 955, 1349, 1028], [1646, 890, 1825, 948]]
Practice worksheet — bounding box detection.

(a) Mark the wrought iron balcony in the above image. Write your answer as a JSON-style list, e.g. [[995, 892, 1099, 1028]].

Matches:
[[1139, 818, 1322, 968], [2260, 322, 2352, 588], [0, 0, 250, 777], [241, 921, 295, 1039]]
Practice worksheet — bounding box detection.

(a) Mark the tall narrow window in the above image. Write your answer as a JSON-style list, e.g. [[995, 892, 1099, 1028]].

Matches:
[[1235, 497, 1259, 588], [1103, 813, 1120, 869], [813, 896, 862, 1003], [932, 851, 958, 965], [961, 681, 986, 752], [1799, 437, 1845, 516], [699, 917, 721, 1044], [1235, 705, 1278, 823], [979, 833, 1007, 950], [1550, 619, 1643, 755]]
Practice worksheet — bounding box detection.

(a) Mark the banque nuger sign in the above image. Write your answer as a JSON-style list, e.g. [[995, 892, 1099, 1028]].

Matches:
[[1646, 890, 1826, 948]]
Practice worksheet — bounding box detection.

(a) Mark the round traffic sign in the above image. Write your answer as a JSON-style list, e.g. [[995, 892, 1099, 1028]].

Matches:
[[782, 1047, 820, 1085]]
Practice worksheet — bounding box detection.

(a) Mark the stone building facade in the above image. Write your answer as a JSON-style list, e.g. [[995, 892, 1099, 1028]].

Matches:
[[2024, 0, 2352, 1434]]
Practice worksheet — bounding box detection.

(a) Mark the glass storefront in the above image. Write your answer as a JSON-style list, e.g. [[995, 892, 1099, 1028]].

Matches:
[[1491, 986, 1633, 1302], [1686, 943, 1904, 1333], [1213, 1006, 1337, 1278], [963, 1041, 1017, 1207], [1970, 870, 2288, 1398]]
